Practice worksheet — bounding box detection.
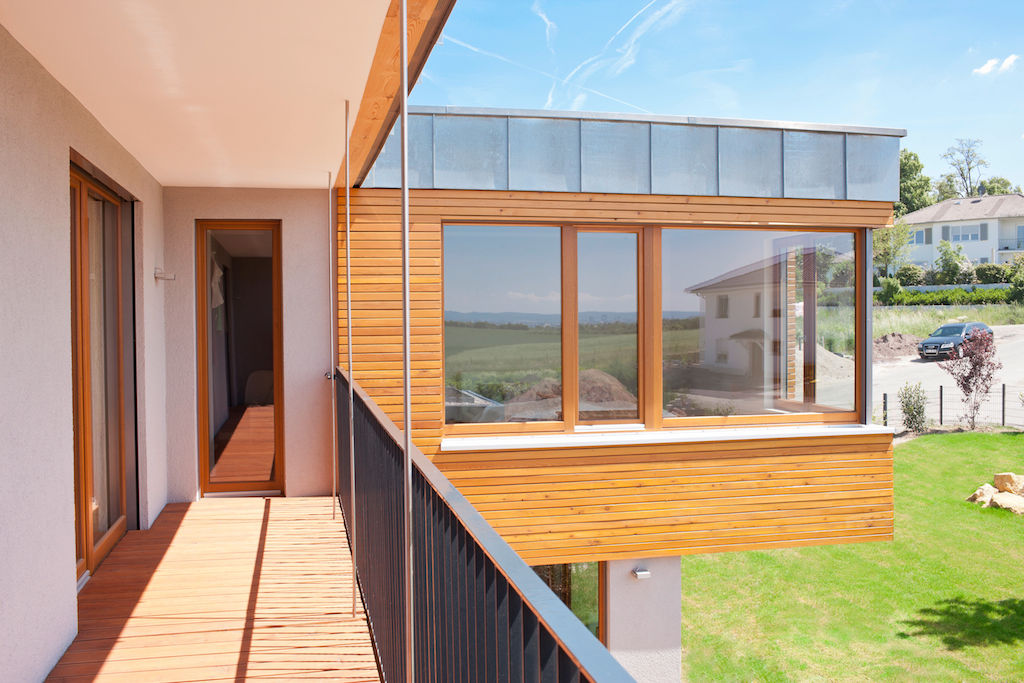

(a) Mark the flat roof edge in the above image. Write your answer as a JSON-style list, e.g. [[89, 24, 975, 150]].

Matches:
[[408, 105, 907, 137]]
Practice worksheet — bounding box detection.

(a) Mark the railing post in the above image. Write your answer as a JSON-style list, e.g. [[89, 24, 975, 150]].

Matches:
[[344, 99, 358, 620], [1002, 383, 1006, 426], [939, 385, 943, 425], [882, 393, 887, 426], [399, 0, 414, 678]]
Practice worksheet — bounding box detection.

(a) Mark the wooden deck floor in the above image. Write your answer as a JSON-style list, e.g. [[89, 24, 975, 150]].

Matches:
[[49, 497, 380, 682], [210, 406, 276, 484]]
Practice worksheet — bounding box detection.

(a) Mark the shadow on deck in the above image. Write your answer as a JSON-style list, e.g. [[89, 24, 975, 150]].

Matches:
[[48, 497, 379, 682]]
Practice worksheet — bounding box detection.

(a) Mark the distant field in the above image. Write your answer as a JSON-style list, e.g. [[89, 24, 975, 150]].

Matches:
[[444, 324, 700, 394]]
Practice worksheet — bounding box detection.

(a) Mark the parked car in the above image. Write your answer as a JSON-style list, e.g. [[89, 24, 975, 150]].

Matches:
[[917, 322, 993, 360]]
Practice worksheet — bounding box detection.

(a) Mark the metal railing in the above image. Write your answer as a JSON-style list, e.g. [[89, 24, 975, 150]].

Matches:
[[998, 238, 1024, 251], [336, 369, 633, 683]]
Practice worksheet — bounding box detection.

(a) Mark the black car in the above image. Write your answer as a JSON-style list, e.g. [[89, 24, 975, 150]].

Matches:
[[917, 322, 993, 360]]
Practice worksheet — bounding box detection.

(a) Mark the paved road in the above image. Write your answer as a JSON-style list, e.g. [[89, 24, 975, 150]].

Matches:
[[873, 324, 1024, 427]]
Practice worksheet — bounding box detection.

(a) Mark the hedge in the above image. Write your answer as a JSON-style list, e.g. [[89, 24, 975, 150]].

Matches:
[[873, 287, 1009, 306]]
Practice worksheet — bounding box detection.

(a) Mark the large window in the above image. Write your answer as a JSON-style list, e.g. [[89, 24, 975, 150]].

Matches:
[[444, 225, 562, 423], [444, 225, 860, 428], [662, 228, 856, 418]]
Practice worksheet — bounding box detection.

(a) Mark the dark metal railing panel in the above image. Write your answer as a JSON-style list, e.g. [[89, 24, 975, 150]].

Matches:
[[335, 369, 634, 683]]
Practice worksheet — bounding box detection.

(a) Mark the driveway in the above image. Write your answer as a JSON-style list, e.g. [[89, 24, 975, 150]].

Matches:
[[872, 324, 1024, 427]]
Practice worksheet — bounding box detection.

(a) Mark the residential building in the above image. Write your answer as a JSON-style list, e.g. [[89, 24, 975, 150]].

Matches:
[[902, 193, 1024, 266], [0, 2, 900, 681]]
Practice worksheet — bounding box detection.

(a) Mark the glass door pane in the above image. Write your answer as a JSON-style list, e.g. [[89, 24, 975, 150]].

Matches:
[[86, 194, 122, 539], [577, 232, 639, 421]]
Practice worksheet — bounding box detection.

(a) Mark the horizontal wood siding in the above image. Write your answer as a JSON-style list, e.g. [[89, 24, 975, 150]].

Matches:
[[339, 188, 894, 563], [435, 433, 894, 565]]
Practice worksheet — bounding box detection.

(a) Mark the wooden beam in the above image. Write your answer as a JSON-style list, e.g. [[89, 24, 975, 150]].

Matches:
[[338, 0, 456, 188]]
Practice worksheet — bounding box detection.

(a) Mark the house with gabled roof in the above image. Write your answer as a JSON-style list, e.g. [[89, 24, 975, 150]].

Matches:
[[903, 193, 1024, 266]]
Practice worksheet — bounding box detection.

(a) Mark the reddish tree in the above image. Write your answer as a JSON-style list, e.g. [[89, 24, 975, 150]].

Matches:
[[938, 331, 1002, 429]]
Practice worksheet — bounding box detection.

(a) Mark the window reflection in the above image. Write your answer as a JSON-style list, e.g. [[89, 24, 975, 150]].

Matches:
[[444, 225, 562, 423], [578, 232, 639, 421], [663, 229, 855, 416]]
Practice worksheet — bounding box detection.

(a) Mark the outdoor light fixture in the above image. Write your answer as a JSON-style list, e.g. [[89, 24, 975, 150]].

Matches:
[[631, 567, 651, 580]]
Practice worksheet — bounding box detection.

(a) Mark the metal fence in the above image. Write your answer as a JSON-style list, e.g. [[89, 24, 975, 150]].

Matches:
[[336, 369, 633, 683], [875, 383, 1024, 430]]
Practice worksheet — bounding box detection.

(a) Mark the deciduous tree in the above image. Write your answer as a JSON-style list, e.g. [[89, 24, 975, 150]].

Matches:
[[873, 220, 913, 277], [896, 149, 933, 217], [938, 332, 1001, 430], [933, 173, 959, 201], [979, 176, 1022, 196], [941, 138, 988, 198]]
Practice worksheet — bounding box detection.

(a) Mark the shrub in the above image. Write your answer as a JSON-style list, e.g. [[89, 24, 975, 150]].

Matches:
[[830, 260, 855, 287], [897, 381, 927, 433], [875, 287, 1010, 306], [935, 240, 975, 284], [877, 277, 903, 305], [938, 332, 1002, 430], [1008, 272, 1024, 304], [975, 262, 1008, 284], [895, 264, 926, 286]]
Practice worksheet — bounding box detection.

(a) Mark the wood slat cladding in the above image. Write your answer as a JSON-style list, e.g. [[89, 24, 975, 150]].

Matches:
[[435, 433, 894, 565], [338, 187, 895, 563]]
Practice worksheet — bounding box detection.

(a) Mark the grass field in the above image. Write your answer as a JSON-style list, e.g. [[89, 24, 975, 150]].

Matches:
[[444, 324, 699, 396], [679, 432, 1024, 681], [874, 303, 1024, 339]]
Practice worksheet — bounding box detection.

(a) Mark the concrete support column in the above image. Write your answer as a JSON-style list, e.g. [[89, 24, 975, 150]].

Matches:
[[605, 556, 682, 682]]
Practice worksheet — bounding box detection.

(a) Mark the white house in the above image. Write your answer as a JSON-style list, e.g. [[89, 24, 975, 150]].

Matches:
[[902, 193, 1024, 266]]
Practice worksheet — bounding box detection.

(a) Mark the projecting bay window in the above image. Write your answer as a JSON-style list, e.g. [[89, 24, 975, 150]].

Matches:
[[444, 224, 862, 432]]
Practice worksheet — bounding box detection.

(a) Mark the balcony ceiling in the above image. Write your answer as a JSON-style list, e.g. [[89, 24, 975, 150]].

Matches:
[[0, 0, 390, 188]]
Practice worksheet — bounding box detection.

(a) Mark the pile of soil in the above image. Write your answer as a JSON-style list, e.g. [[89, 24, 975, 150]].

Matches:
[[578, 369, 637, 404], [873, 332, 923, 361]]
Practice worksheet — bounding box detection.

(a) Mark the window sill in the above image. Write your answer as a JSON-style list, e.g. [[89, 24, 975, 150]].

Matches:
[[439, 423, 893, 453]]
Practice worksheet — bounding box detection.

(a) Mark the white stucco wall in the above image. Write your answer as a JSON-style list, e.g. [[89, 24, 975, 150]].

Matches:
[[0, 22, 166, 680], [605, 556, 683, 682], [163, 188, 334, 499]]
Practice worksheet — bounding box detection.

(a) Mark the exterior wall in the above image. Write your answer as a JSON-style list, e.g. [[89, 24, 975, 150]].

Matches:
[[905, 217, 1022, 266], [697, 284, 765, 372], [436, 432, 894, 564], [0, 23, 166, 680], [339, 188, 894, 565], [340, 188, 893, 454], [163, 188, 334, 498], [605, 557, 682, 683]]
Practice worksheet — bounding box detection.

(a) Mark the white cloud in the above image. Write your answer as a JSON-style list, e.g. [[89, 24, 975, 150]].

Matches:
[[974, 54, 1019, 75], [508, 290, 559, 304], [973, 58, 999, 75], [531, 1, 557, 56]]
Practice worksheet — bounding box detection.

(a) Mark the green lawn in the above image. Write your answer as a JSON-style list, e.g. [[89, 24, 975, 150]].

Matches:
[[680, 432, 1024, 681]]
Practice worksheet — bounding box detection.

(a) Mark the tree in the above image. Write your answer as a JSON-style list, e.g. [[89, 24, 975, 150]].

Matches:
[[935, 239, 973, 284], [978, 176, 1022, 196], [872, 220, 913, 277], [938, 332, 1001, 430], [941, 138, 988, 198], [933, 173, 959, 202], [896, 149, 933, 217]]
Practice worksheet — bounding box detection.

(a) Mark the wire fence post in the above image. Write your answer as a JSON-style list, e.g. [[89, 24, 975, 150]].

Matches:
[[1002, 383, 1006, 426], [939, 385, 943, 426], [882, 393, 887, 427]]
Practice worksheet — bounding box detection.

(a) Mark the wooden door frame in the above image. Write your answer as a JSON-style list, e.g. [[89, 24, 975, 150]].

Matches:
[[70, 168, 129, 578], [195, 219, 285, 494]]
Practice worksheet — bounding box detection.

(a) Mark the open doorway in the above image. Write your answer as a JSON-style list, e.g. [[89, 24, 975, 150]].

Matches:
[[196, 220, 284, 494]]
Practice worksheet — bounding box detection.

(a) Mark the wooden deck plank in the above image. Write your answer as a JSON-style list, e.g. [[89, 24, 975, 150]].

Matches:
[[48, 497, 380, 682]]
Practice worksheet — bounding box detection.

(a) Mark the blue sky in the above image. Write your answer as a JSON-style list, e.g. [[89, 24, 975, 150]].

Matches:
[[412, 0, 1024, 187]]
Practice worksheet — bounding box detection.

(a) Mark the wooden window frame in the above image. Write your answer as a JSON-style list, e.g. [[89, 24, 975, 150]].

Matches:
[[70, 167, 130, 578], [195, 220, 286, 494], [442, 222, 864, 436]]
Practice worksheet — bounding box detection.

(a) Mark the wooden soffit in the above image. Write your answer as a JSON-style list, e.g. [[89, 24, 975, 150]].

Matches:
[[340, 0, 455, 188]]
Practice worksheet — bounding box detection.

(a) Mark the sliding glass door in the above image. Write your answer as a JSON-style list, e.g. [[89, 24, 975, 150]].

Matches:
[[71, 168, 131, 578]]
